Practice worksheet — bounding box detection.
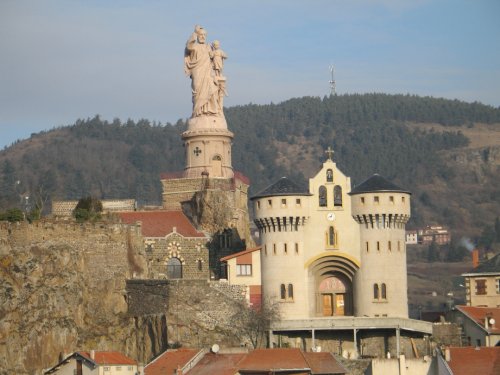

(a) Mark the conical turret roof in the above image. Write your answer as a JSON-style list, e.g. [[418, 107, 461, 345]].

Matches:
[[251, 177, 311, 200], [349, 174, 410, 195]]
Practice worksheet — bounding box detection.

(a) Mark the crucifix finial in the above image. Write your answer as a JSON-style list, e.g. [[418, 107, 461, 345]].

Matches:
[[325, 146, 334, 161]]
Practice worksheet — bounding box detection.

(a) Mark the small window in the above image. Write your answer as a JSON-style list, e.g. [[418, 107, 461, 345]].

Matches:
[[326, 169, 333, 182], [381, 283, 387, 299], [237, 264, 252, 276], [103, 368, 111, 372], [361, 197, 365, 204], [296, 198, 301, 206], [388, 241, 392, 251], [268, 199, 272, 207], [377, 241, 380, 251], [288, 284, 294, 299], [389, 196, 394, 203], [295, 243, 299, 254], [280, 284, 286, 299], [264, 244, 267, 255], [257, 201, 261, 209], [334, 186, 342, 206], [319, 186, 327, 207], [374, 284, 379, 300], [374, 196, 379, 203], [197, 259, 203, 271], [328, 226, 335, 246], [116, 367, 122, 371], [281, 198, 287, 208], [284, 243, 288, 254], [366, 242, 369, 253], [402, 196, 406, 203], [273, 244, 276, 255], [475, 279, 487, 295]]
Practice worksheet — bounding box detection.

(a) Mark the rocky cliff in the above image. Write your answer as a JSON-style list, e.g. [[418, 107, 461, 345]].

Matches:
[[0, 220, 164, 374]]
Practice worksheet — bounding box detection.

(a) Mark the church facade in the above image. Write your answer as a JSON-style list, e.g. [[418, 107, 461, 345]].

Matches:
[[252, 154, 410, 320]]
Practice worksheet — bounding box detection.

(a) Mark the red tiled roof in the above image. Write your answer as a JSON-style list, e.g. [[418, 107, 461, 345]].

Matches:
[[303, 352, 346, 374], [456, 305, 500, 334], [237, 348, 310, 372], [78, 351, 137, 365], [447, 347, 500, 375], [145, 349, 199, 375], [118, 210, 206, 238], [234, 170, 250, 185], [188, 352, 246, 375], [220, 247, 261, 262]]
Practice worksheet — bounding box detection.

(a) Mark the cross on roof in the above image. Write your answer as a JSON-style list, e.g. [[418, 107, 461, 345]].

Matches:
[[325, 146, 334, 161]]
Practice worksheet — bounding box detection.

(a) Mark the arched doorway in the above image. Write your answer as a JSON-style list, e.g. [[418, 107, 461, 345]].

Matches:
[[318, 274, 352, 316], [167, 257, 183, 279], [211, 155, 222, 177], [308, 254, 358, 317]]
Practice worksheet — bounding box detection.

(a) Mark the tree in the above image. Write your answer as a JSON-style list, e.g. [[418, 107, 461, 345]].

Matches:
[[0, 208, 24, 222], [230, 298, 280, 349], [73, 196, 103, 222]]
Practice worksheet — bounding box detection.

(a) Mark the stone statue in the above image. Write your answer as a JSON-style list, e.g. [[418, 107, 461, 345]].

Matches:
[[184, 25, 223, 118], [211, 40, 227, 77]]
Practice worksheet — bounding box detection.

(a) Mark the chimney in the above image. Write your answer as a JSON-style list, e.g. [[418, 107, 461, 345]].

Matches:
[[90, 350, 95, 360], [176, 364, 182, 375], [472, 249, 479, 268]]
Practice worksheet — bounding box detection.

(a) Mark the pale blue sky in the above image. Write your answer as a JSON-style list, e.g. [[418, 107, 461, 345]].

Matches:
[[1, 0, 499, 149]]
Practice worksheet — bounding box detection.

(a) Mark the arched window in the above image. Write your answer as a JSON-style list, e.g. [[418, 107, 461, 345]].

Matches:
[[334, 186, 343, 206], [167, 257, 182, 279], [373, 284, 379, 300], [280, 284, 286, 300], [328, 226, 335, 246], [212, 155, 222, 161], [381, 283, 387, 299], [326, 169, 333, 182], [288, 284, 294, 299], [319, 186, 327, 207]]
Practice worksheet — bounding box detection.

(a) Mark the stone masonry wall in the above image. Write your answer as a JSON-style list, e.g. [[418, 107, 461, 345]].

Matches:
[[0, 219, 156, 375]]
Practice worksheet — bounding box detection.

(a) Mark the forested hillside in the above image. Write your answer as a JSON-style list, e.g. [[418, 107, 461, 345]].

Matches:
[[1, 93, 499, 237]]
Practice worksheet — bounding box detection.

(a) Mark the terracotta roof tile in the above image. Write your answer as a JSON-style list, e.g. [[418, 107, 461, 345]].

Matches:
[[188, 352, 246, 375], [303, 352, 346, 374], [237, 348, 310, 371], [118, 211, 206, 238], [457, 305, 500, 334], [221, 247, 261, 262], [145, 349, 199, 375], [78, 351, 137, 365], [447, 347, 500, 375]]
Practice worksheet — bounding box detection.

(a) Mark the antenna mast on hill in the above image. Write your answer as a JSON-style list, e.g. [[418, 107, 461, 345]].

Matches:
[[329, 65, 336, 96]]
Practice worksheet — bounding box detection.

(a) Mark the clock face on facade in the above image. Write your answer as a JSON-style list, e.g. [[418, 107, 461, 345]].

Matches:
[[327, 212, 335, 221]]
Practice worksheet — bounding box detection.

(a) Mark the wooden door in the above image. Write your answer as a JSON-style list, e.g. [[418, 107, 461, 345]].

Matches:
[[335, 294, 345, 316], [322, 294, 333, 316]]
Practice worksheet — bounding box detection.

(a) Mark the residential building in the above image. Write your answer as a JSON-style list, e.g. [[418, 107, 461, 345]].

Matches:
[[453, 305, 500, 347], [462, 253, 500, 308], [44, 351, 138, 375], [221, 247, 262, 309], [417, 226, 451, 245], [436, 346, 500, 375]]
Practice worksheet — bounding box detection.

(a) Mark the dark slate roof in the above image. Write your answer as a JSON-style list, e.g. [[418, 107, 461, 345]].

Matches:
[[250, 177, 311, 200], [464, 253, 500, 275], [349, 174, 410, 195]]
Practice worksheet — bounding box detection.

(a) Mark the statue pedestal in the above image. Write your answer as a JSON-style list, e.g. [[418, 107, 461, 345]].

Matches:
[[187, 115, 228, 132]]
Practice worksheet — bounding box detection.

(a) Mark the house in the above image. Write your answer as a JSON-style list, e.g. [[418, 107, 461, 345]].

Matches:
[[44, 351, 138, 374], [453, 305, 500, 347], [221, 247, 262, 309], [417, 226, 451, 245], [405, 230, 418, 245], [437, 346, 500, 375], [118, 210, 210, 280], [462, 253, 500, 308], [144, 348, 202, 375]]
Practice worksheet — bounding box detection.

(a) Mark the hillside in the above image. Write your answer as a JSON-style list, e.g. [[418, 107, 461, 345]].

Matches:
[[1, 93, 499, 237]]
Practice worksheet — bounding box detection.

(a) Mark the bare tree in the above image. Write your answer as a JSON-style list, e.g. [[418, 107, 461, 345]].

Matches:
[[230, 298, 280, 349]]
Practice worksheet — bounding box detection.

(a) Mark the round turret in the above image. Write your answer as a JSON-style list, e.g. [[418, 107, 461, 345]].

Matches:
[[349, 174, 411, 318]]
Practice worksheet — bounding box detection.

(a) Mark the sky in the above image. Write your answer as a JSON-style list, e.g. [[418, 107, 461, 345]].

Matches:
[[1, 0, 499, 149]]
